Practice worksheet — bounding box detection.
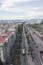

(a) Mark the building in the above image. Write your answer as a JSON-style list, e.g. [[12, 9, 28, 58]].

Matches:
[[0, 31, 16, 62]]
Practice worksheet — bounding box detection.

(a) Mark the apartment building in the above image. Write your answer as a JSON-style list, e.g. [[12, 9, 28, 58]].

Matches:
[[0, 30, 16, 62]]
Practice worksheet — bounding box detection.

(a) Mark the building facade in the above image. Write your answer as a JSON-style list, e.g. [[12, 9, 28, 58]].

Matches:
[[0, 31, 16, 62]]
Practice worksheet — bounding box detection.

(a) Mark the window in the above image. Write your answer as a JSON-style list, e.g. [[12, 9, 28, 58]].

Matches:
[[0, 49, 1, 57], [0, 52, 1, 57]]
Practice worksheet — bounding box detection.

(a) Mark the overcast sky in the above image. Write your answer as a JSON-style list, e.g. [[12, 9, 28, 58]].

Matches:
[[0, 0, 43, 19]]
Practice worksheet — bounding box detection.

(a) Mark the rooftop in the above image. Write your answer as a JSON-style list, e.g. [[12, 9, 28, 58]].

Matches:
[[0, 31, 12, 43]]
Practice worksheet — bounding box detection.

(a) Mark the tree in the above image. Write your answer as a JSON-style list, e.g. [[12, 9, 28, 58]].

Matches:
[[41, 20, 43, 24], [15, 58, 21, 65]]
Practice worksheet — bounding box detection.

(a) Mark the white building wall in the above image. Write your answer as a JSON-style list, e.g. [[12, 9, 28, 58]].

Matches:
[[3, 32, 16, 62], [0, 47, 4, 62]]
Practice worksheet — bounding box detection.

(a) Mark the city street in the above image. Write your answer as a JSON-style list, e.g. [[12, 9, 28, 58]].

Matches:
[[23, 26, 35, 65], [28, 27, 43, 51], [21, 26, 28, 65], [27, 26, 42, 65], [21, 26, 35, 65]]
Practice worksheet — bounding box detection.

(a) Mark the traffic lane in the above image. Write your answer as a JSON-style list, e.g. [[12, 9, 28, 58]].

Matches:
[[29, 28, 43, 45], [21, 53, 28, 65], [20, 54, 24, 65], [29, 29, 43, 51], [27, 54, 35, 65], [21, 27, 28, 65], [22, 35, 26, 49], [27, 28, 42, 65], [24, 27, 36, 65]]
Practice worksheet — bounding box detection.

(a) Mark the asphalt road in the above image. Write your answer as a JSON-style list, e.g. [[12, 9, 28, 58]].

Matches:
[[21, 26, 35, 65], [21, 27, 28, 65], [28, 27, 43, 51], [27, 26, 42, 65], [24, 27, 35, 65]]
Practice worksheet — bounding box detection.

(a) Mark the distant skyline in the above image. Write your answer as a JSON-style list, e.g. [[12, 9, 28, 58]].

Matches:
[[0, 0, 43, 20]]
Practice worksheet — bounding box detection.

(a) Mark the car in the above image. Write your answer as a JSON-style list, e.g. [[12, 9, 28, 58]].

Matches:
[[21, 49, 25, 55]]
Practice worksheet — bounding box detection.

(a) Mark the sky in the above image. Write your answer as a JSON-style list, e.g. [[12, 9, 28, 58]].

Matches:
[[0, 0, 43, 19]]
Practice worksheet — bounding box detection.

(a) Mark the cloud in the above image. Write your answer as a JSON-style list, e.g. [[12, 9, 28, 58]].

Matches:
[[1, 0, 32, 8], [0, 7, 43, 19], [2, 0, 41, 8], [13, 0, 43, 8], [0, 0, 43, 19], [0, 14, 27, 20]]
